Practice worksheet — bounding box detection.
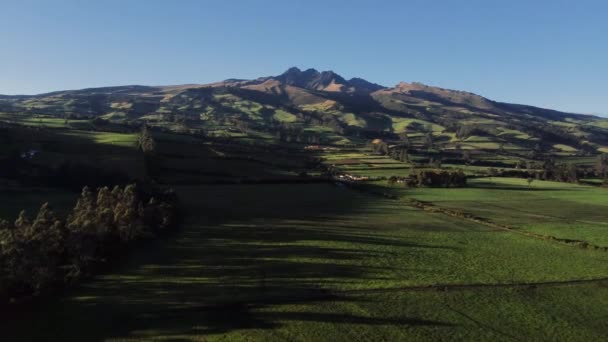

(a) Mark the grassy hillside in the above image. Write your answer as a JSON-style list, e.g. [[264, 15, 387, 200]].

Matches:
[[2, 68, 608, 161]]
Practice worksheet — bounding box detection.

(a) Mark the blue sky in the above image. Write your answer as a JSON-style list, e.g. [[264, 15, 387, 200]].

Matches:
[[0, 0, 606, 115]]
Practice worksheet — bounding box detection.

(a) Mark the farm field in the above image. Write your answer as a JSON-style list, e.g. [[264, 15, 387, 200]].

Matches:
[[317, 147, 536, 180], [0, 113, 93, 130], [388, 178, 608, 247], [4, 183, 608, 341]]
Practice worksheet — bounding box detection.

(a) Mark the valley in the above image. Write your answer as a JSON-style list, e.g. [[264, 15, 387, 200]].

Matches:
[[1, 68, 608, 341]]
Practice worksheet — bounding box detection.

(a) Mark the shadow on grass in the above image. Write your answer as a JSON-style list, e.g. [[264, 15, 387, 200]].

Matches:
[[4, 183, 454, 340]]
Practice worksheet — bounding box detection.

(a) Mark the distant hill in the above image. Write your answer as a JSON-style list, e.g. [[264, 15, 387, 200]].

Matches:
[[1, 67, 607, 154]]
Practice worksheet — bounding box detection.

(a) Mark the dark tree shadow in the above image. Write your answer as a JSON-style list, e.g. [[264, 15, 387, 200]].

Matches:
[[3, 182, 455, 340]]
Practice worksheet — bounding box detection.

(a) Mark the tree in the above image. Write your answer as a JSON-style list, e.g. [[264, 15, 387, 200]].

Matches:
[[456, 125, 477, 140], [399, 132, 410, 148], [432, 158, 442, 168], [371, 140, 388, 155], [173, 114, 188, 132], [95, 186, 116, 235], [113, 185, 145, 242], [462, 150, 472, 164], [14, 210, 30, 230], [526, 160, 535, 170], [30, 203, 61, 236], [3, 203, 65, 294], [92, 117, 108, 127], [138, 124, 156, 154], [67, 186, 96, 232], [0, 184, 178, 301], [527, 177, 534, 188], [398, 149, 408, 162], [380, 142, 388, 155], [0, 219, 10, 230], [424, 132, 434, 149], [542, 158, 556, 180], [567, 164, 579, 183], [488, 168, 498, 179], [596, 154, 608, 179], [27, 203, 65, 291], [409, 170, 466, 188]]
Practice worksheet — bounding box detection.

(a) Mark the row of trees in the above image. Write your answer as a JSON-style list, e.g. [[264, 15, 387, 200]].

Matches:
[[276, 130, 324, 144], [486, 161, 596, 185], [524, 155, 606, 184], [389, 148, 409, 162], [539, 159, 580, 183], [388, 170, 467, 188], [455, 124, 488, 140], [0, 184, 177, 303], [372, 133, 434, 164]]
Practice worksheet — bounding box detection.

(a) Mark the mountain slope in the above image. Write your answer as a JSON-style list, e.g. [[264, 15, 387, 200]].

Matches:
[[1, 67, 607, 154]]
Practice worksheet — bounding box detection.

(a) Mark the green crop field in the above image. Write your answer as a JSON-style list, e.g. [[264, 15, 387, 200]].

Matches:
[[384, 178, 608, 247], [59, 131, 138, 147], [5, 183, 608, 341]]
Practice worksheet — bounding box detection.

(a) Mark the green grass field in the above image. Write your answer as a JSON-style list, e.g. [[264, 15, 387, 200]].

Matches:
[[273, 109, 298, 123], [5, 183, 608, 340], [0, 113, 93, 129], [59, 131, 138, 147], [388, 178, 608, 247]]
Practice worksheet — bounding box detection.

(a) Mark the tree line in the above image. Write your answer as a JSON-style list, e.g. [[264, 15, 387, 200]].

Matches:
[[388, 170, 467, 188], [484, 154, 608, 185], [0, 184, 178, 305]]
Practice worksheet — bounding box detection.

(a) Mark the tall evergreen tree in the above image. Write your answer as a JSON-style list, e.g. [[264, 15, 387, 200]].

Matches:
[[138, 124, 156, 154], [596, 154, 608, 179], [14, 210, 30, 230]]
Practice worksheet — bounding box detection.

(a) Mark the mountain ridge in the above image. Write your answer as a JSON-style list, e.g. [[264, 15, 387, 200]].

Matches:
[[0, 68, 598, 118], [0, 67, 607, 156]]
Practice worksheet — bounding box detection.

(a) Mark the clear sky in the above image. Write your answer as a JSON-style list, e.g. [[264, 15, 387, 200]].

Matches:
[[1, 0, 606, 115]]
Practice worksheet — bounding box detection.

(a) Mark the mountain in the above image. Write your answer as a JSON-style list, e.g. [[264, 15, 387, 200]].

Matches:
[[225, 67, 383, 94], [265, 67, 384, 93], [1, 67, 607, 154], [379, 81, 496, 111]]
